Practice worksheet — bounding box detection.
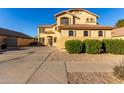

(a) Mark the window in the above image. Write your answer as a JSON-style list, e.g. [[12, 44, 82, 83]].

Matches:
[[39, 38, 41, 42], [54, 37, 57, 42], [42, 28, 45, 33], [86, 18, 89, 22], [69, 31, 74, 36], [91, 18, 94, 22], [55, 27, 57, 30], [60, 17, 69, 25], [84, 31, 88, 37], [86, 18, 95, 23], [39, 28, 45, 33], [99, 31, 103, 37], [40, 37, 45, 44]]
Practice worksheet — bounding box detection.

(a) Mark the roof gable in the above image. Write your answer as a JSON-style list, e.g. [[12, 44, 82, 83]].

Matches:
[[55, 8, 99, 18], [68, 8, 99, 18]]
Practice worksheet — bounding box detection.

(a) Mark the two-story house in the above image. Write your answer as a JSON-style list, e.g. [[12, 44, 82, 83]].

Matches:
[[38, 8, 114, 48]]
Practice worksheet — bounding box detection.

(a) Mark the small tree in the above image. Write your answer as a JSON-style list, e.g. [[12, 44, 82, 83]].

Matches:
[[115, 19, 124, 27]]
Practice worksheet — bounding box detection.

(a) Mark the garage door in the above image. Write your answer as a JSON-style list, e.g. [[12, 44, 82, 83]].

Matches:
[[4, 37, 17, 47]]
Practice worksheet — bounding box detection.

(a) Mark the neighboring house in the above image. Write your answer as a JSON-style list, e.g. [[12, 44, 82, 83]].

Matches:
[[112, 27, 124, 39], [0, 28, 34, 47], [38, 8, 114, 48]]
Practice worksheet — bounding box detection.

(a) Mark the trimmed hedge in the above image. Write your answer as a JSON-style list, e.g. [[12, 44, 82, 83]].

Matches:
[[65, 39, 124, 54], [103, 39, 124, 54], [85, 39, 102, 54], [65, 40, 83, 54]]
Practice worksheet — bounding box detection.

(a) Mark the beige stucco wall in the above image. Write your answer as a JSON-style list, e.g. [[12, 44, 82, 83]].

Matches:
[[60, 30, 112, 38], [56, 30, 112, 48], [71, 11, 97, 25], [38, 25, 61, 46], [56, 14, 73, 26], [56, 11, 97, 26], [39, 33, 59, 46], [17, 38, 34, 46]]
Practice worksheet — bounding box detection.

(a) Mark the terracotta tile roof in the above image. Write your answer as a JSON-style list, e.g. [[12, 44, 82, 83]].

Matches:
[[0, 28, 32, 39], [58, 24, 114, 30], [112, 27, 124, 37]]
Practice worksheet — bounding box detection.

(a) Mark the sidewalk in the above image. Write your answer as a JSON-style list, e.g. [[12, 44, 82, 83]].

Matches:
[[66, 62, 115, 72]]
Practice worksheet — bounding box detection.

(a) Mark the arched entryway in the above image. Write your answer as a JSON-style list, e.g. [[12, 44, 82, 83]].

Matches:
[[47, 36, 53, 46]]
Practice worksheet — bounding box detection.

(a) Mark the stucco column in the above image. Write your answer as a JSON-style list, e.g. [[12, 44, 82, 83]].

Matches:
[[37, 28, 40, 42]]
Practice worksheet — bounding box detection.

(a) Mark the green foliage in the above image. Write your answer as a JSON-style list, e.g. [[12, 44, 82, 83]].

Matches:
[[84, 39, 102, 54], [82, 40, 87, 53], [102, 39, 112, 53], [65, 39, 124, 55], [103, 39, 124, 54], [65, 40, 83, 54], [115, 19, 124, 27], [113, 63, 124, 80]]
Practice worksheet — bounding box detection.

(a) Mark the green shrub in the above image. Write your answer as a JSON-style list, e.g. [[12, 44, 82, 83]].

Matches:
[[65, 40, 83, 54], [1, 44, 7, 49], [113, 63, 124, 80], [85, 39, 102, 54], [82, 40, 87, 53], [103, 39, 124, 54], [102, 39, 112, 53]]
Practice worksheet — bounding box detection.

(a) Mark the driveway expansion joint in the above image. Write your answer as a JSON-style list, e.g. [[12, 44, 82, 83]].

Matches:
[[64, 61, 70, 84], [25, 49, 56, 84]]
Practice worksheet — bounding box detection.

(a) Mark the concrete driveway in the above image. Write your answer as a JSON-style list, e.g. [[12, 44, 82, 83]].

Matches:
[[0, 47, 123, 84], [0, 47, 67, 84]]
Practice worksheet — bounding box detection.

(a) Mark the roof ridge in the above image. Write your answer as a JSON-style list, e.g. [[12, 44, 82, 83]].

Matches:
[[68, 8, 99, 18], [0, 27, 32, 39]]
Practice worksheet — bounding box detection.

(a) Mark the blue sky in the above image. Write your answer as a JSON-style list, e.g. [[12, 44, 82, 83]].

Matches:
[[0, 8, 124, 37]]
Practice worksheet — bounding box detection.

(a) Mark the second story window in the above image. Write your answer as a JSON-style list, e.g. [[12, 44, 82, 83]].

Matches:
[[91, 18, 94, 22], [99, 31, 103, 37], [84, 31, 88, 37], [86, 18, 95, 23], [42, 28, 45, 33], [86, 18, 89, 22], [60, 17, 69, 25], [69, 31, 74, 36]]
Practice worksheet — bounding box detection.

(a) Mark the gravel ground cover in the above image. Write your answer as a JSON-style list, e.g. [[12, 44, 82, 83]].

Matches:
[[47, 50, 122, 63], [67, 72, 122, 84]]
